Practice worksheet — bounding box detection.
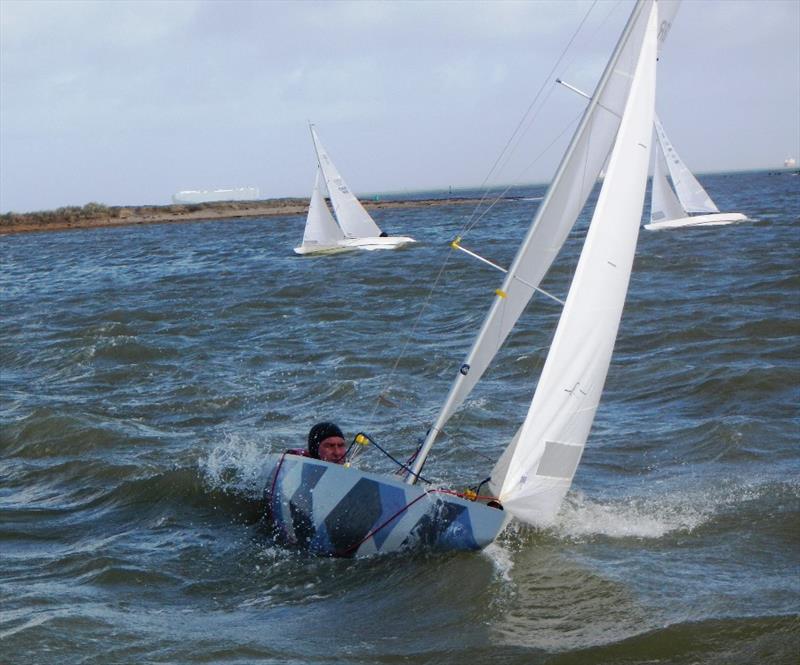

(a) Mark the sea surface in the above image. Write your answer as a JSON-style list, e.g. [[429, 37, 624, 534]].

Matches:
[[1, 170, 798, 664]]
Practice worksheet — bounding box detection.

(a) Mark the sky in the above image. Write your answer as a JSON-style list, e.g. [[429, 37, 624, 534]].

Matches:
[[1, 0, 798, 213]]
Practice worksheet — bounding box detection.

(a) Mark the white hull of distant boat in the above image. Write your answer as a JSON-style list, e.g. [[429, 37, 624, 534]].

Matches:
[[294, 126, 415, 255], [644, 211, 747, 231], [292, 242, 351, 256], [293, 235, 416, 255], [342, 236, 416, 251]]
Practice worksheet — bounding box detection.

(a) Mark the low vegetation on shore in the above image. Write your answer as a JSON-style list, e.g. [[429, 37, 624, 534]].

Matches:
[[0, 199, 310, 235], [0, 196, 488, 236]]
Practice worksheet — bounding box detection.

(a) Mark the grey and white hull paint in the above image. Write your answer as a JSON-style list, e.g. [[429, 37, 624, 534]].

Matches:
[[263, 454, 507, 557]]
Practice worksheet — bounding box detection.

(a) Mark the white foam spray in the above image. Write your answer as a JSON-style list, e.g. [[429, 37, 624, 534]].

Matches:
[[552, 489, 713, 540], [481, 541, 515, 582], [200, 431, 275, 499]]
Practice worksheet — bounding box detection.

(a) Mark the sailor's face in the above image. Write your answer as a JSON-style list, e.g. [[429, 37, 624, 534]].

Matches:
[[318, 436, 347, 464]]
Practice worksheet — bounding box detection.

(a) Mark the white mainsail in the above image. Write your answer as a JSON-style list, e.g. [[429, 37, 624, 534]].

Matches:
[[310, 126, 384, 239], [653, 115, 719, 214], [301, 168, 346, 248], [408, 0, 675, 482], [490, 2, 659, 525]]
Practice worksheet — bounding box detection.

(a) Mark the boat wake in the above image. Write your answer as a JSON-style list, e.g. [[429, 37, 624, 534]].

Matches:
[[552, 490, 710, 539], [550, 476, 797, 541]]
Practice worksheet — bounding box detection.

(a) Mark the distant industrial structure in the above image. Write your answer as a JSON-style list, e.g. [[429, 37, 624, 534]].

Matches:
[[172, 187, 259, 204]]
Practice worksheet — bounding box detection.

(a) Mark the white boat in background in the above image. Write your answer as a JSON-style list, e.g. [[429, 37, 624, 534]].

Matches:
[[644, 116, 747, 230], [293, 126, 415, 255], [267, 0, 676, 556]]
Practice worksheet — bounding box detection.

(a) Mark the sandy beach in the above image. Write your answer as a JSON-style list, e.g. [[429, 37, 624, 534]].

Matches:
[[0, 197, 486, 236]]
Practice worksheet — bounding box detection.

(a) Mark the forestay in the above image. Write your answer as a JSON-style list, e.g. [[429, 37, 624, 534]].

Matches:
[[310, 126, 384, 239], [490, 2, 659, 525], [653, 115, 719, 213], [409, 0, 672, 482]]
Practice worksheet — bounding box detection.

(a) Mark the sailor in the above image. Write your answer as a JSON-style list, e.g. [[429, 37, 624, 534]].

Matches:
[[301, 421, 347, 464]]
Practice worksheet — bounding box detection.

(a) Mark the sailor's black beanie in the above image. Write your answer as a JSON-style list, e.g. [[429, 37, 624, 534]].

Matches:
[[307, 421, 344, 458]]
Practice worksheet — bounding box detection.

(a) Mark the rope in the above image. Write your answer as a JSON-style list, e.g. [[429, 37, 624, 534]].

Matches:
[[335, 491, 430, 556], [458, 0, 599, 237], [352, 249, 457, 464], [351, 431, 430, 484], [334, 486, 501, 557], [360, 1, 602, 463]]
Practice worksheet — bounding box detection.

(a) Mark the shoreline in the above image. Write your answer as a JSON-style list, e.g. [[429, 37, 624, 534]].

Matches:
[[0, 197, 490, 236]]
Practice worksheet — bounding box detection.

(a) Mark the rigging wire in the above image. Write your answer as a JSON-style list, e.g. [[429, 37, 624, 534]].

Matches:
[[458, 108, 584, 237], [356, 0, 604, 464], [461, 0, 624, 238], [457, 0, 600, 237]]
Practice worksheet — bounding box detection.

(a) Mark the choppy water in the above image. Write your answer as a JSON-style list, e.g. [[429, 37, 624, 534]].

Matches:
[[1, 170, 798, 664]]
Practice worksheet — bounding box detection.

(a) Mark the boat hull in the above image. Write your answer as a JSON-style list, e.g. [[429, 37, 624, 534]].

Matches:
[[292, 243, 354, 256], [293, 236, 416, 255], [341, 236, 416, 251], [643, 212, 747, 231], [263, 454, 507, 557]]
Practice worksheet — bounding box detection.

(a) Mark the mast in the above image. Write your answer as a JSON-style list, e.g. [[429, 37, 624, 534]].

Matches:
[[407, 0, 657, 484], [308, 121, 324, 175]]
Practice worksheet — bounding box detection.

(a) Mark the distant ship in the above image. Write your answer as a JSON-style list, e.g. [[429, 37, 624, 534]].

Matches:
[[172, 187, 259, 204], [784, 157, 797, 168]]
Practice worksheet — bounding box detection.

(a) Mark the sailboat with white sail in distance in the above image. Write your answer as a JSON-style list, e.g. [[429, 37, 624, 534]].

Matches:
[[644, 115, 747, 230], [266, 0, 676, 556], [294, 126, 416, 255]]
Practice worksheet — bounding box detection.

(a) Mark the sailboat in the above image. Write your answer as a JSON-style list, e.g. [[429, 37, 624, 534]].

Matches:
[[266, 0, 675, 556], [293, 126, 416, 255], [644, 115, 747, 230]]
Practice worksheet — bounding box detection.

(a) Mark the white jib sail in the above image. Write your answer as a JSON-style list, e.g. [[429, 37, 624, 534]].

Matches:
[[650, 136, 686, 223], [309, 126, 383, 239], [653, 115, 719, 213], [490, 2, 659, 526], [409, 0, 668, 482], [302, 167, 345, 246]]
